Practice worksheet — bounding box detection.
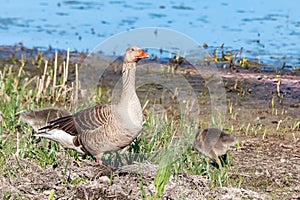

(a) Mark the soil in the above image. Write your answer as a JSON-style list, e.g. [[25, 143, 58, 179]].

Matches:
[[1, 156, 272, 200], [0, 47, 299, 199]]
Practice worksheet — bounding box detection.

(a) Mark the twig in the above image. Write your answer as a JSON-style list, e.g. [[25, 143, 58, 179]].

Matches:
[[24, 76, 37, 88], [15, 130, 20, 157], [276, 80, 282, 104], [52, 51, 58, 98], [66, 48, 70, 81], [74, 63, 79, 104], [17, 62, 25, 78], [44, 75, 51, 97], [276, 120, 283, 131], [36, 61, 48, 102]]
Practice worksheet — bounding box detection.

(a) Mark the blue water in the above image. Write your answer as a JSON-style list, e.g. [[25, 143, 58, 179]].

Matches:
[[1, 0, 300, 67]]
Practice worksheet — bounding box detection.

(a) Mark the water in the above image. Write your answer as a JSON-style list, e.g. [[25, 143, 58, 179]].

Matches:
[[1, 0, 300, 67]]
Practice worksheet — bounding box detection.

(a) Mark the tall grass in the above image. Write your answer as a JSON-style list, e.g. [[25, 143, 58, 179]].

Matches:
[[0, 50, 79, 170]]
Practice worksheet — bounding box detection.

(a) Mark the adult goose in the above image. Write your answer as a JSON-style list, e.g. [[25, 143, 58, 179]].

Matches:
[[37, 46, 149, 163], [193, 128, 238, 168]]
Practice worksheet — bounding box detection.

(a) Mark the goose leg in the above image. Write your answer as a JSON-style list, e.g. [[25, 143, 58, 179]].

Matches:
[[96, 159, 102, 165], [94, 153, 103, 165], [210, 151, 222, 169]]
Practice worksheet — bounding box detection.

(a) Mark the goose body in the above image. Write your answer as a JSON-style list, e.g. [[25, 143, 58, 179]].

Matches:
[[36, 46, 149, 163], [193, 128, 237, 167]]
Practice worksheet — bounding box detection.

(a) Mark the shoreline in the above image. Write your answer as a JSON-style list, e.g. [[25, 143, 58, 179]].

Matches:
[[1, 44, 299, 74]]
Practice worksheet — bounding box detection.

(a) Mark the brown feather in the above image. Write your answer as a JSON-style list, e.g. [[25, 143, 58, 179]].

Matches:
[[39, 115, 78, 135]]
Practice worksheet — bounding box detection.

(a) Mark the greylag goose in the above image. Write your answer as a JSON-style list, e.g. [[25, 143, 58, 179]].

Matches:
[[37, 46, 149, 163], [19, 108, 71, 133], [193, 128, 237, 168]]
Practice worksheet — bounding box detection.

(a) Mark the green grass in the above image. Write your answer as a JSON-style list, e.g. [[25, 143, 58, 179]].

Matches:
[[0, 53, 240, 199], [0, 55, 77, 174]]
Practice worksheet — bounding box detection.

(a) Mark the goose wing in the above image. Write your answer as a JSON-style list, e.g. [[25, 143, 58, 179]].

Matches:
[[39, 104, 112, 135]]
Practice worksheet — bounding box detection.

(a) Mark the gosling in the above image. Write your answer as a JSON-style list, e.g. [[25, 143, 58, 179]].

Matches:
[[193, 128, 238, 168]]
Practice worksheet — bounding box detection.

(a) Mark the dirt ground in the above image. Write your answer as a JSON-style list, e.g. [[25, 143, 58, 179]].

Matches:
[[1, 155, 276, 200], [223, 70, 300, 200], [0, 53, 299, 199]]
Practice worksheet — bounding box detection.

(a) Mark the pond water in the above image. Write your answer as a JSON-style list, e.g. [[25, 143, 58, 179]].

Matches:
[[1, 0, 300, 67]]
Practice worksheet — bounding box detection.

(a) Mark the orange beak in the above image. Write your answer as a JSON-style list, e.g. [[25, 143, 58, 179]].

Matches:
[[136, 49, 149, 59]]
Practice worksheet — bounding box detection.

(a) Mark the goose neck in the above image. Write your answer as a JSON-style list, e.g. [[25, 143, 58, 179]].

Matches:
[[120, 62, 137, 100]]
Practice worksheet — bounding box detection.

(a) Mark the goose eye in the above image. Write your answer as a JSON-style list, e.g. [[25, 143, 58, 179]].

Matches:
[[131, 48, 135, 51]]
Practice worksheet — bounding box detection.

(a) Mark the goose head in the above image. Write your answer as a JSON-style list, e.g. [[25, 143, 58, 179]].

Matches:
[[123, 46, 149, 64]]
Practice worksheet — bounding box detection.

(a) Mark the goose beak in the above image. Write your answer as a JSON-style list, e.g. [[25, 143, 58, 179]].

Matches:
[[136, 49, 149, 59]]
